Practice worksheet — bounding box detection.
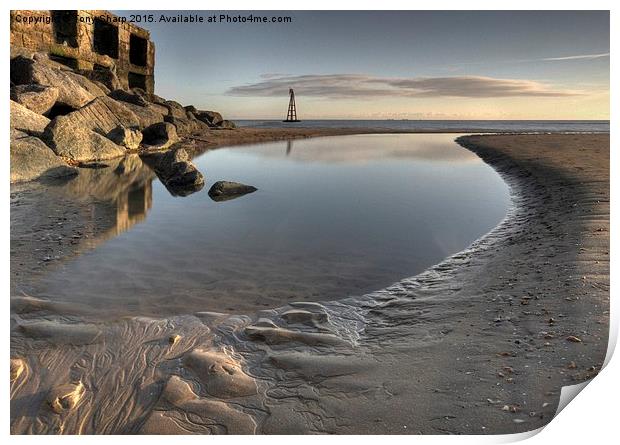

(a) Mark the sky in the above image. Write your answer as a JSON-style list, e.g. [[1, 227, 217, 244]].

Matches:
[[119, 11, 609, 120]]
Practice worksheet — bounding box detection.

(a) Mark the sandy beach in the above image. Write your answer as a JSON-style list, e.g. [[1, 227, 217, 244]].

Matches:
[[10, 131, 609, 434]]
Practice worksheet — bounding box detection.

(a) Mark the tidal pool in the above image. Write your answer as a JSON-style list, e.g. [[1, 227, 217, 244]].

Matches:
[[23, 134, 511, 316]]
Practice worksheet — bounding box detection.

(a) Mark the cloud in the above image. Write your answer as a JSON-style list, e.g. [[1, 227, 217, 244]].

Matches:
[[227, 74, 581, 99], [539, 52, 609, 62]]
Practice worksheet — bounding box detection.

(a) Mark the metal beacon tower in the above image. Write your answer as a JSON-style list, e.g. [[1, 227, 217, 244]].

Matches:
[[283, 88, 301, 122]]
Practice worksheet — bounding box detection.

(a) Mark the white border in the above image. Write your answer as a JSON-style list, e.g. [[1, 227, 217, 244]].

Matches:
[[3, 1, 616, 443]]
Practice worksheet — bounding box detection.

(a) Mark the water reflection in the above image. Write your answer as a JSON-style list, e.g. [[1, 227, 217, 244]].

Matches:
[[47, 155, 155, 243], [242, 134, 480, 164], [23, 134, 511, 317]]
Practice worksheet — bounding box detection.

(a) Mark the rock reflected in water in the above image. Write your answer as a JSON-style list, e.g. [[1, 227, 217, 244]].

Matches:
[[208, 180, 257, 202]]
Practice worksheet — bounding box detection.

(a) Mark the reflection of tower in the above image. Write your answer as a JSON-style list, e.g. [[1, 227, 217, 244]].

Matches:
[[286, 140, 293, 156], [114, 182, 153, 235], [283, 88, 300, 122]]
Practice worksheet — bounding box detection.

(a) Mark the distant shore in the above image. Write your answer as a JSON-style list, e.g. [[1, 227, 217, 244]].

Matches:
[[10, 132, 610, 434]]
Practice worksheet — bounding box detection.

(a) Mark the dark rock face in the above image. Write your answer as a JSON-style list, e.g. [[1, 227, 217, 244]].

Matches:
[[10, 100, 50, 137], [216, 120, 237, 130], [191, 110, 223, 127], [208, 181, 257, 202], [43, 117, 126, 162], [141, 148, 204, 196], [10, 130, 78, 183], [11, 84, 59, 115], [141, 122, 179, 150]]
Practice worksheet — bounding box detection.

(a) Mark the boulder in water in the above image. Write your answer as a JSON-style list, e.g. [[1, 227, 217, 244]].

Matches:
[[208, 181, 257, 202]]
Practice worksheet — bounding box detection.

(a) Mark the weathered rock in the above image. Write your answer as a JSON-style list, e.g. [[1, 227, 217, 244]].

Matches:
[[10, 84, 59, 115], [184, 105, 198, 114], [141, 122, 179, 150], [164, 115, 202, 137], [11, 56, 103, 108], [43, 116, 126, 162], [108, 89, 149, 107], [208, 181, 257, 202], [10, 100, 50, 136], [55, 96, 141, 137], [150, 103, 169, 116], [141, 148, 204, 196], [164, 100, 188, 119], [121, 102, 166, 129], [187, 112, 212, 133], [66, 71, 107, 98], [10, 130, 78, 183], [107, 126, 143, 150], [192, 110, 223, 126], [132, 87, 167, 105], [216, 119, 236, 129], [88, 80, 111, 95], [78, 67, 121, 92]]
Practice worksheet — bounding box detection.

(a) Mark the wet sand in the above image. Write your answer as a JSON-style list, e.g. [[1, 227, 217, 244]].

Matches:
[[10, 132, 609, 434]]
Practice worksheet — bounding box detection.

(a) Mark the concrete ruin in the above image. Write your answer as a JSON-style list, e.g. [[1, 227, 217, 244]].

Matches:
[[10, 10, 155, 93]]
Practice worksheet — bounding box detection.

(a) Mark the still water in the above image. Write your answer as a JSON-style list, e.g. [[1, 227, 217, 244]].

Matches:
[[30, 134, 510, 316]]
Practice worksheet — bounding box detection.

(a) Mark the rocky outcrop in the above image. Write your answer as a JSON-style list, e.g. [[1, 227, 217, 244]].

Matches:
[[120, 102, 166, 129], [54, 95, 140, 137], [132, 88, 167, 106], [141, 122, 179, 150], [208, 181, 257, 202], [78, 67, 121, 92], [163, 100, 188, 119], [141, 148, 204, 196], [187, 109, 234, 129], [10, 100, 50, 137], [107, 126, 143, 150], [108, 89, 149, 107], [191, 110, 223, 127], [10, 84, 59, 115], [10, 130, 77, 183], [163, 115, 208, 137], [9, 49, 237, 181], [11, 55, 105, 109], [216, 119, 236, 129], [43, 117, 126, 162]]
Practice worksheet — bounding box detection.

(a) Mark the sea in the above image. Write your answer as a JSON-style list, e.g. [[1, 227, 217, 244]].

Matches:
[[236, 119, 609, 133]]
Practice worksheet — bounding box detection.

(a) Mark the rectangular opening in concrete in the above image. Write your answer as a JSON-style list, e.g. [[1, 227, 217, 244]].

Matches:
[[129, 34, 148, 67], [48, 54, 79, 69], [93, 19, 119, 59], [52, 11, 78, 48], [128, 72, 147, 90]]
